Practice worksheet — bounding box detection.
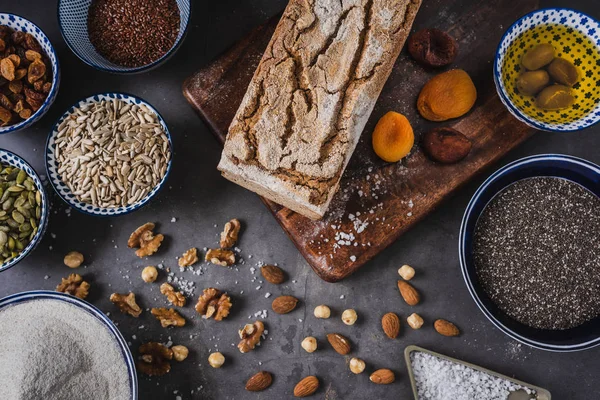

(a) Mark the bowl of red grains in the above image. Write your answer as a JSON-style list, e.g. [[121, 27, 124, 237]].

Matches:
[[57, 0, 190, 73], [460, 154, 600, 352]]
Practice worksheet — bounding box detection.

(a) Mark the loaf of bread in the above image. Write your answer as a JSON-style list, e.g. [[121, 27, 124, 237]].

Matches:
[[218, 0, 422, 219]]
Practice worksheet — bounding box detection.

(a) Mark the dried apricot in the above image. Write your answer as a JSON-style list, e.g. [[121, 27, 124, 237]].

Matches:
[[417, 69, 477, 121], [372, 111, 414, 162]]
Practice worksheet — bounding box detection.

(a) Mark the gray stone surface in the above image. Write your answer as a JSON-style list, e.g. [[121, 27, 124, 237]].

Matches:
[[0, 0, 598, 399]]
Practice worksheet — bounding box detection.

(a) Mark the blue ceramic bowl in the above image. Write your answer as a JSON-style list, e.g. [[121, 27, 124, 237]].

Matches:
[[57, 0, 191, 73], [0, 290, 138, 399], [45, 92, 173, 216], [494, 8, 600, 132], [0, 14, 60, 134], [0, 149, 49, 273], [460, 154, 600, 351]]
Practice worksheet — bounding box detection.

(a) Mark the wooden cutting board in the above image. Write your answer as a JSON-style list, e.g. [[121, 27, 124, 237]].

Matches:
[[183, 0, 538, 282]]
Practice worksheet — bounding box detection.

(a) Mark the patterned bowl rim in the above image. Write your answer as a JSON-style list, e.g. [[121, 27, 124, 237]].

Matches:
[[0, 290, 138, 399], [0, 13, 60, 134], [45, 92, 173, 217], [0, 148, 49, 273], [56, 0, 191, 74], [459, 153, 600, 352], [494, 7, 600, 132]]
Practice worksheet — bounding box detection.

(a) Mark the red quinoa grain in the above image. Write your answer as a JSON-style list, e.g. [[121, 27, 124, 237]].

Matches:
[[88, 0, 180, 68]]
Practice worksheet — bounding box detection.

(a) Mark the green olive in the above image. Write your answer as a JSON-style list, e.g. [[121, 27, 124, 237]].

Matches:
[[516, 70, 550, 96], [535, 85, 575, 110], [522, 43, 555, 70], [547, 57, 579, 86]]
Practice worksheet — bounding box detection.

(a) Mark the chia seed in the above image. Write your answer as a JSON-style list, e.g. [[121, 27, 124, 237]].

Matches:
[[88, 0, 180, 68], [474, 177, 600, 330]]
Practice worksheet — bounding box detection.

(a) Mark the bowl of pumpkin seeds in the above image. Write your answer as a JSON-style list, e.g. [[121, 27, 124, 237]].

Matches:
[[45, 92, 172, 216], [0, 149, 48, 273]]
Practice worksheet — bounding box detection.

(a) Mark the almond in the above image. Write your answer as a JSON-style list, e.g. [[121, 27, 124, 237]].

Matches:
[[434, 319, 460, 337], [294, 375, 319, 397], [381, 312, 400, 339], [397, 280, 420, 306], [245, 371, 273, 392], [261, 264, 285, 284], [370, 369, 395, 384], [271, 295, 298, 314], [326, 333, 351, 355]]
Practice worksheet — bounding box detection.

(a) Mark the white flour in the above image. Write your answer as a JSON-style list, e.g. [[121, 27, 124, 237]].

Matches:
[[0, 299, 130, 400]]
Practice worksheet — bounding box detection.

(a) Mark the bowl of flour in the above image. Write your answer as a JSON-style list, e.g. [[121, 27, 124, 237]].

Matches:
[[0, 290, 137, 399]]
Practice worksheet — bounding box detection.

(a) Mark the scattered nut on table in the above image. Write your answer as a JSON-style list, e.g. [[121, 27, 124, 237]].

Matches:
[[260, 264, 285, 284], [178, 247, 198, 267], [160, 283, 186, 307], [294, 376, 319, 397], [271, 295, 299, 314], [171, 345, 189, 362], [128, 222, 164, 258], [63, 251, 84, 269], [382, 312, 400, 339], [220, 218, 241, 248], [205, 248, 235, 266], [301, 336, 317, 353], [434, 319, 460, 337], [151, 308, 185, 328], [141, 266, 158, 283], [349, 357, 366, 374], [137, 342, 172, 376], [245, 371, 273, 392], [398, 264, 415, 280], [238, 321, 264, 353], [342, 309, 358, 325], [370, 369, 395, 384], [195, 288, 232, 321], [398, 280, 420, 306], [407, 313, 424, 329], [56, 273, 90, 299], [313, 304, 331, 319], [110, 292, 142, 317], [208, 351, 225, 368], [327, 333, 351, 355]]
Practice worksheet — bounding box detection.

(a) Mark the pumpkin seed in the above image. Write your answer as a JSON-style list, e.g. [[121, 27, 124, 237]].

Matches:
[[16, 169, 26, 185], [7, 185, 24, 193], [11, 210, 24, 224]]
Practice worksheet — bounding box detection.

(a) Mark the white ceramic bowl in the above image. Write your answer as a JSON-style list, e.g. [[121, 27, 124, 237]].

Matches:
[[46, 92, 173, 216], [0, 14, 60, 134]]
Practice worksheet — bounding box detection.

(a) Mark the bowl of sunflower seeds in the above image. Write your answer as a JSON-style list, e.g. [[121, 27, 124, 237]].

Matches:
[[0, 149, 48, 273]]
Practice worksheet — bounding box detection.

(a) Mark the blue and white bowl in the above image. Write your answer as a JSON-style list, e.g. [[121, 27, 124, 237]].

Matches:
[[0, 14, 60, 134], [494, 8, 600, 132], [0, 149, 49, 273], [46, 92, 173, 216], [57, 0, 191, 73], [0, 290, 138, 399], [460, 154, 600, 351]]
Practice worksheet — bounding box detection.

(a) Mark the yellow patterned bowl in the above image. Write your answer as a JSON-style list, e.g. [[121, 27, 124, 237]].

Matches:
[[494, 8, 600, 132]]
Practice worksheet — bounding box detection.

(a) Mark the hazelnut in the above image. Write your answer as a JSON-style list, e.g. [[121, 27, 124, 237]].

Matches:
[[341, 309, 358, 325], [398, 265, 415, 281], [208, 352, 225, 368], [313, 305, 331, 319], [407, 313, 424, 330], [349, 357, 366, 374], [142, 266, 158, 283], [301, 336, 317, 353], [64, 251, 84, 269], [172, 345, 189, 362]]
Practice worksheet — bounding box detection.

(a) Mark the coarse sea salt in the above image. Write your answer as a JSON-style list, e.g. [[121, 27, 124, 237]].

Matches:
[[411, 351, 534, 400]]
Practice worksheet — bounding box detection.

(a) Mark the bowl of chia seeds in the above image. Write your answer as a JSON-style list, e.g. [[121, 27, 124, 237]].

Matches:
[[0, 290, 137, 399], [57, 0, 191, 73], [45, 92, 172, 216], [0, 149, 49, 273], [460, 154, 600, 351]]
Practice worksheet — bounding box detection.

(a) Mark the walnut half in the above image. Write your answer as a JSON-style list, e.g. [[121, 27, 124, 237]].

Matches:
[[195, 288, 232, 321], [137, 342, 173, 376], [220, 218, 241, 248], [178, 248, 198, 267], [160, 283, 186, 307], [238, 321, 265, 353], [128, 222, 164, 258], [110, 292, 142, 317], [205, 248, 235, 266], [151, 308, 186, 328], [56, 273, 90, 299]]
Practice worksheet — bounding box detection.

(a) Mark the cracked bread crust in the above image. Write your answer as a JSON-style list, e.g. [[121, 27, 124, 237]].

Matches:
[[218, 0, 422, 219]]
